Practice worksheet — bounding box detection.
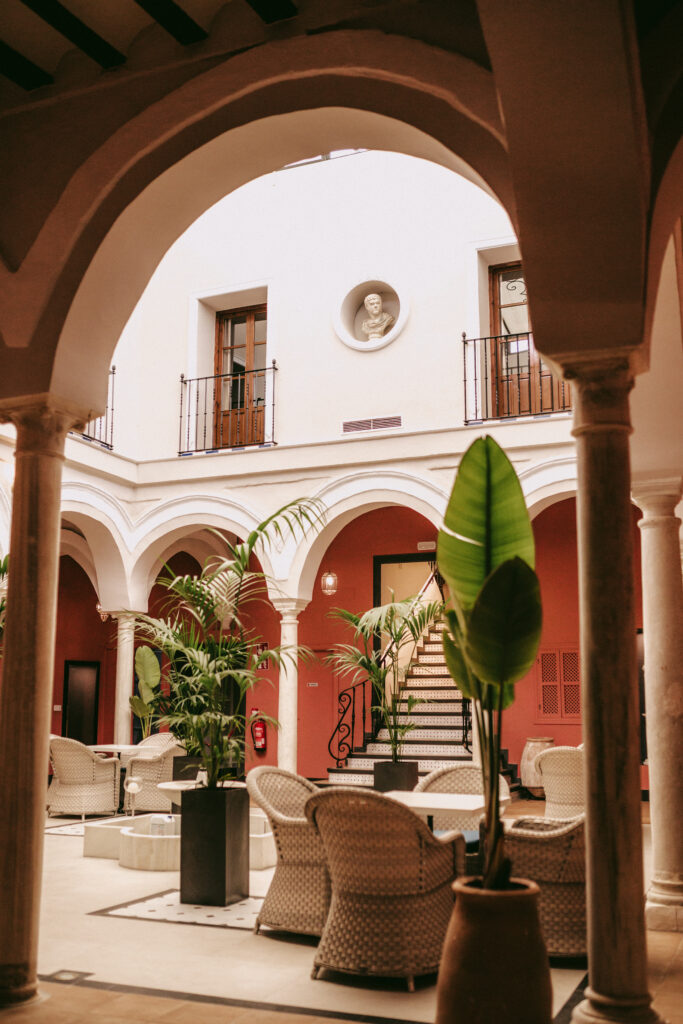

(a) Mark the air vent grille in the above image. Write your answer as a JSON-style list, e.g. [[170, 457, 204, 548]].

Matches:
[[343, 415, 402, 433]]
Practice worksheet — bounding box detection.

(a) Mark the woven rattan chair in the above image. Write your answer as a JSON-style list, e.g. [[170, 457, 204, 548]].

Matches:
[[246, 766, 330, 936], [47, 737, 120, 818], [535, 746, 585, 818], [505, 814, 586, 955], [305, 787, 465, 990], [123, 741, 184, 812], [415, 765, 510, 831]]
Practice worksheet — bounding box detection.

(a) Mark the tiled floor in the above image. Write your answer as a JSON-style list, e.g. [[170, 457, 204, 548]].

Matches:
[[0, 799, 679, 1023]]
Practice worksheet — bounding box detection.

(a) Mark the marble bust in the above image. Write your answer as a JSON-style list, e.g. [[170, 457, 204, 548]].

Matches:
[[361, 293, 394, 340]]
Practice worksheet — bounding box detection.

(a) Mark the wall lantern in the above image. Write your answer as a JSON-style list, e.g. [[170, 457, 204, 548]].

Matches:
[[320, 570, 338, 596], [96, 603, 110, 622]]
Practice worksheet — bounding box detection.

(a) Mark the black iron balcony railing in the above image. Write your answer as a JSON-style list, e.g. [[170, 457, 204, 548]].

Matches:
[[179, 361, 277, 455], [73, 366, 116, 449], [462, 332, 571, 423]]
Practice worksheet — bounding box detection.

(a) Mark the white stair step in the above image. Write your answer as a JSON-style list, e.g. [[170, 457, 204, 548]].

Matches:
[[377, 727, 466, 741], [365, 742, 470, 756], [404, 700, 467, 712], [411, 664, 455, 676], [400, 692, 463, 703], [395, 714, 465, 725], [345, 755, 471, 770], [415, 653, 446, 665]]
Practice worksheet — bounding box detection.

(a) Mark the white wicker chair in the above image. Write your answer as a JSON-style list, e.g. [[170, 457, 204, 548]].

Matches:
[[305, 787, 465, 990], [505, 814, 586, 955], [120, 731, 180, 767], [246, 766, 330, 936], [415, 765, 510, 831], [123, 741, 184, 812], [535, 746, 585, 818], [47, 737, 120, 818]]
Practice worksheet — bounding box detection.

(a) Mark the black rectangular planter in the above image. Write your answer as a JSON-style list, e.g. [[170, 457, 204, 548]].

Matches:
[[180, 785, 249, 906], [373, 759, 419, 792]]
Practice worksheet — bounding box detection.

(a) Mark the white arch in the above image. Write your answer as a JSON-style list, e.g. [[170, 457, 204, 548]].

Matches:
[[59, 506, 130, 610], [519, 456, 578, 520], [275, 469, 447, 603], [128, 496, 281, 607], [59, 530, 100, 597]]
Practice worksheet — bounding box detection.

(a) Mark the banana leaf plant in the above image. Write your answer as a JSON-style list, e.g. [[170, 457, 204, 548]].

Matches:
[[129, 645, 161, 739], [437, 436, 542, 889], [328, 597, 443, 762], [134, 499, 323, 788]]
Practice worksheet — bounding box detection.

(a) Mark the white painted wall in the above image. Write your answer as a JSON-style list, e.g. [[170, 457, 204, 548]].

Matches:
[[111, 151, 515, 461]]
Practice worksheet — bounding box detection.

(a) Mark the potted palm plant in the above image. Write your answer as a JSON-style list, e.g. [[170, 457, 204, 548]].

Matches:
[[328, 595, 442, 792], [434, 435, 551, 1024], [134, 499, 321, 906]]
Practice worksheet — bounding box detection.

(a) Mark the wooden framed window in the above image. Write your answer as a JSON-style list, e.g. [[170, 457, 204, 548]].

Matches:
[[488, 263, 567, 416], [214, 304, 267, 447], [536, 647, 582, 722]]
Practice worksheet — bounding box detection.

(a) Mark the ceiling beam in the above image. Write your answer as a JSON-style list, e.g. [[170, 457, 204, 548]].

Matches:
[[243, 0, 298, 25], [133, 0, 208, 45], [0, 39, 53, 90], [19, 0, 125, 68]]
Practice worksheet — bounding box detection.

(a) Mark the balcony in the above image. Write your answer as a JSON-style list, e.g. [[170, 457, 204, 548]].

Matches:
[[462, 332, 571, 423], [179, 363, 277, 455], [72, 367, 116, 449]]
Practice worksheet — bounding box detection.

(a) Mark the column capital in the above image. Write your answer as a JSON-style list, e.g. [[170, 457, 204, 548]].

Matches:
[[0, 394, 91, 455], [632, 476, 683, 518], [272, 597, 308, 620], [566, 358, 635, 439]]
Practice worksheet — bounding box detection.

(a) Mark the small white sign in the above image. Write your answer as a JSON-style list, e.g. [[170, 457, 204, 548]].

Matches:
[[53, 705, 62, 711], [417, 541, 436, 551], [306, 682, 319, 688]]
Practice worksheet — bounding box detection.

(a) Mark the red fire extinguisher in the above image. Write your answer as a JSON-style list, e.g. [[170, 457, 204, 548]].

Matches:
[[251, 709, 267, 752]]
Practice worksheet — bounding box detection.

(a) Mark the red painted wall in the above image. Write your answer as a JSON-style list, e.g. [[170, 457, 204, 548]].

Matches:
[[247, 505, 438, 778], [52, 556, 117, 741], [502, 498, 644, 780]]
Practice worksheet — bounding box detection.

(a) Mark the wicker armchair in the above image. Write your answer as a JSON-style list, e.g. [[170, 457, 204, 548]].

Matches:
[[47, 737, 120, 818], [415, 765, 510, 831], [123, 741, 184, 812], [535, 746, 585, 818], [246, 766, 330, 936], [505, 814, 586, 955], [305, 787, 465, 990]]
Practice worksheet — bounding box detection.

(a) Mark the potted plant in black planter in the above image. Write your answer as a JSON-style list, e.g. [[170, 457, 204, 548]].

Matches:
[[328, 595, 442, 792], [134, 499, 321, 906], [435, 435, 551, 1024]]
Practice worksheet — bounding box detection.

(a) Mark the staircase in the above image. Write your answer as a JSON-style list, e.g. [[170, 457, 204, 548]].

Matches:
[[327, 621, 473, 787]]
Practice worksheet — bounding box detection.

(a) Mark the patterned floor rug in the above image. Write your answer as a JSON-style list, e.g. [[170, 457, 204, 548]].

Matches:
[[94, 888, 263, 930]]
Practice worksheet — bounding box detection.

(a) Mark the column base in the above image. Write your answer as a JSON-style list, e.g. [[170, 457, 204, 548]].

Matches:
[[572, 988, 663, 1024], [0, 963, 38, 1008], [646, 900, 683, 932]]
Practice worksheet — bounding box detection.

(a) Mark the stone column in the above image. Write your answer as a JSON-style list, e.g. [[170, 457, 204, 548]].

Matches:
[[633, 478, 683, 932], [272, 598, 307, 774], [112, 613, 135, 745], [567, 361, 662, 1024], [0, 397, 85, 1007]]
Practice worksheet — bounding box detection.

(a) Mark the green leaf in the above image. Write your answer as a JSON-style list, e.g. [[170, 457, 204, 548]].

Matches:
[[465, 557, 542, 688], [135, 645, 161, 704], [129, 695, 150, 718], [437, 436, 535, 611]]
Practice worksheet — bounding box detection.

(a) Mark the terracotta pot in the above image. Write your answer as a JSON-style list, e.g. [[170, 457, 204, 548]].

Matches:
[[520, 737, 555, 797], [436, 877, 552, 1024]]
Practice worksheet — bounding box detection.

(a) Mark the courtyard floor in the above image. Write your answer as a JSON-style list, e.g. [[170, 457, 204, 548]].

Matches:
[[0, 799, 680, 1024]]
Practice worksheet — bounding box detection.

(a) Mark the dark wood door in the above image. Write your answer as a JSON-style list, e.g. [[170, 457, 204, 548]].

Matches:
[[214, 305, 267, 447]]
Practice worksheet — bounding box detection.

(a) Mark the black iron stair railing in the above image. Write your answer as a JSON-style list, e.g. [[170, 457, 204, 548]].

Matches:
[[327, 568, 440, 769]]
